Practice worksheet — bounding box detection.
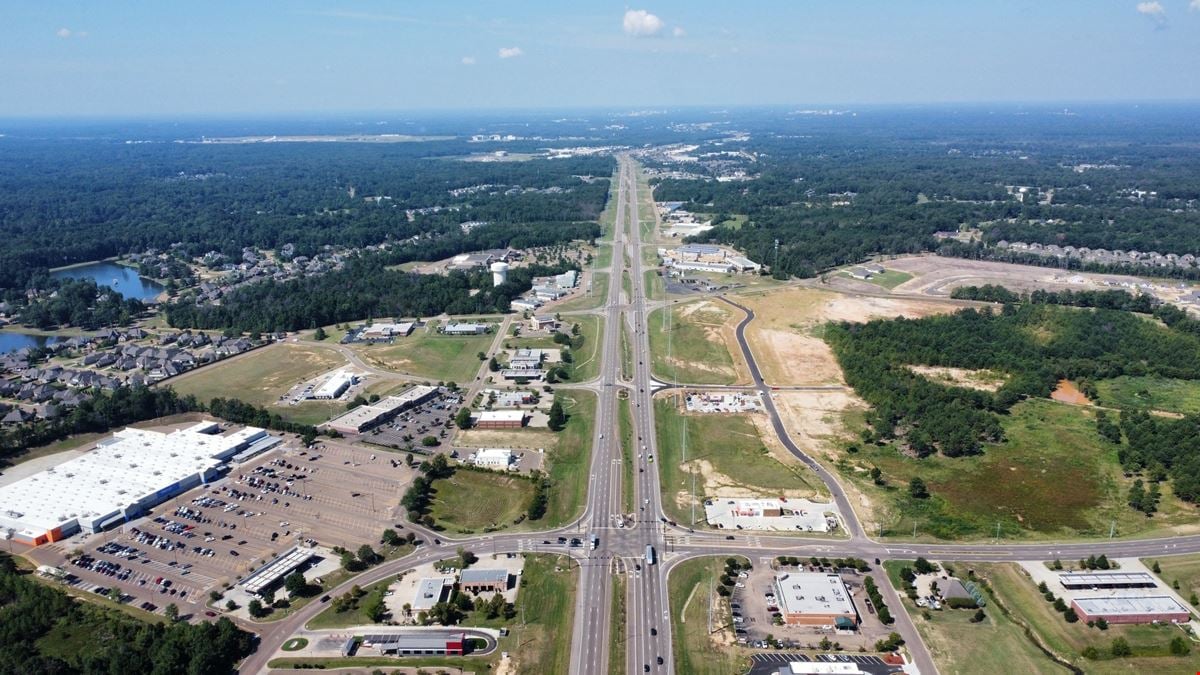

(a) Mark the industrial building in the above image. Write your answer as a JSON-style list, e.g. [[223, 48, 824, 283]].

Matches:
[[412, 576, 453, 610], [472, 448, 516, 470], [359, 322, 415, 340], [658, 244, 760, 275], [0, 423, 272, 545], [460, 568, 510, 594], [361, 632, 465, 656], [442, 322, 490, 336], [773, 573, 859, 627], [309, 371, 358, 400], [508, 348, 544, 371], [1058, 571, 1158, 590], [475, 410, 526, 429], [324, 385, 439, 434], [1071, 596, 1192, 624]]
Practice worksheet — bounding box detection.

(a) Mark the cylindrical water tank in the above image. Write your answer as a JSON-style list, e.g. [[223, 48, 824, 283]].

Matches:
[[490, 261, 509, 287]]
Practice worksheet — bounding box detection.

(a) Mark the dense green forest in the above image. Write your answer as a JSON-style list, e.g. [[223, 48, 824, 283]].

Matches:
[[0, 137, 611, 290], [826, 304, 1200, 462], [14, 278, 146, 329], [0, 554, 255, 674], [164, 257, 583, 333], [949, 284, 1159, 313]]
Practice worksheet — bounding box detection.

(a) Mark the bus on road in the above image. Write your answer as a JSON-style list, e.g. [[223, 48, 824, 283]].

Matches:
[[645, 545, 656, 565]]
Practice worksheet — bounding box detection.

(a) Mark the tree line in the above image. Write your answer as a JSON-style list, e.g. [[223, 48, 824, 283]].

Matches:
[[949, 284, 1159, 313]]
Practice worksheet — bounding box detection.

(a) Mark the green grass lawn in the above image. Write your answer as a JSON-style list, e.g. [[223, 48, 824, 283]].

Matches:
[[647, 301, 742, 385], [554, 272, 609, 311], [168, 342, 346, 410], [1095, 375, 1200, 414], [669, 557, 751, 675], [430, 469, 536, 533], [981, 562, 1197, 672], [356, 330, 494, 383], [594, 243, 613, 269], [842, 398, 1199, 540], [644, 268, 666, 300], [306, 574, 396, 630], [840, 269, 913, 289], [882, 561, 1065, 675], [1143, 554, 1200, 608], [622, 269, 633, 301], [434, 390, 595, 532], [655, 397, 827, 526]]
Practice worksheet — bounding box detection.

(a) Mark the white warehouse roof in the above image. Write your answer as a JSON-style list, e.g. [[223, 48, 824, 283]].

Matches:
[[0, 425, 266, 539]]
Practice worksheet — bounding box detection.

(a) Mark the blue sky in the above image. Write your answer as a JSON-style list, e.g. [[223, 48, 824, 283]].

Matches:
[[2, 1, 1198, 116]]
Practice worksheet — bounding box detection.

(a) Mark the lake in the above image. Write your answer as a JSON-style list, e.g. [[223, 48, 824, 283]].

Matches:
[[51, 261, 165, 303], [0, 332, 62, 354]]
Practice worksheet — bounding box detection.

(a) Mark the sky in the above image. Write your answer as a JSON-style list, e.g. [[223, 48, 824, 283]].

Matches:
[[1, 1, 1198, 117]]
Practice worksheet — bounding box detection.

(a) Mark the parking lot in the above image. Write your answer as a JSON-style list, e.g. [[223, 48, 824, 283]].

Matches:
[[748, 653, 903, 675], [31, 441, 413, 620], [359, 390, 464, 450]]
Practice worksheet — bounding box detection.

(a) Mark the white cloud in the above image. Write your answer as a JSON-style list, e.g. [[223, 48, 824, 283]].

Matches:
[[498, 46, 523, 59], [461, 56, 476, 66], [1136, 1, 1167, 25], [672, 26, 686, 38], [623, 9, 665, 37], [56, 27, 72, 38], [1191, 0, 1200, 11]]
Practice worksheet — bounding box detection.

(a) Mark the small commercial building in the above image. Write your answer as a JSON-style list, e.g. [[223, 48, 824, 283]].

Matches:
[[460, 568, 509, 594], [476, 410, 526, 430], [238, 545, 316, 596], [443, 322, 489, 335], [309, 371, 358, 400], [360, 322, 415, 340], [472, 448, 515, 470], [324, 385, 439, 434], [412, 576, 453, 611], [362, 632, 465, 656], [1071, 596, 1192, 624], [773, 573, 858, 627], [529, 315, 557, 331], [1058, 571, 1158, 590], [501, 369, 544, 381], [487, 389, 536, 407]]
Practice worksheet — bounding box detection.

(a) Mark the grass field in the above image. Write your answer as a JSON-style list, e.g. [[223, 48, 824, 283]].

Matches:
[[644, 268, 665, 301], [554, 272, 609, 312], [882, 561, 1066, 675], [622, 269, 633, 301], [655, 397, 827, 526], [648, 301, 744, 385], [619, 395, 635, 513], [1143, 554, 1200, 608], [610, 573, 627, 675], [437, 390, 595, 532], [356, 330, 494, 383], [594, 243, 613, 269], [430, 468, 537, 533], [980, 562, 1197, 672], [168, 343, 346, 409], [841, 269, 914, 289], [842, 398, 1200, 540], [669, 556, 751, 675], [1095, 375, 1200, 414]]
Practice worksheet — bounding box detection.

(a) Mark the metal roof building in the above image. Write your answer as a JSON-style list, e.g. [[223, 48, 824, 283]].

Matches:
[[324, 385, 439, 434], [1071, 596, 1192, 624], [411, 576, 453, 610], [460, 568, 509, 593], [238, 545, 316, 595], [1058, 572, 1157, 590], [361, 631, 465, 655]]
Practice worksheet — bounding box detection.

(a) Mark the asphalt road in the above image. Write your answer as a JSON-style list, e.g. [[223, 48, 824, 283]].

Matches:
[[240, 156, 1200, 675]]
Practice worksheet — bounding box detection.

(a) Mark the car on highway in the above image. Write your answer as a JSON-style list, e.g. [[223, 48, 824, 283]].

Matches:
[[650, 627, 657, 636], [657, 656, 664, 665]]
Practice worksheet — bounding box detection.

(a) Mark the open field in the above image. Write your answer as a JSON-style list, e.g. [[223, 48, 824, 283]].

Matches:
[[445, 390, 595, 530], [648, 300, 748, 386], [430, 468, 536, 532], [1143, 554, 1200, 607], [839, 398, 1200, 540], [883, 561, 1065, 674], [644, 268, 665, 301], [979, 563, 1197, 672], [355, 330, 495, 383], [839, 269, 914, 290], [555, 271, 609, 312], [655, 395, 827, 527], [738, 287, 955, 385], [168, 342, 346, 408], [594, 243, 613, 269], [669, 556, 751, 675], [1095, 375, 1200, 415]]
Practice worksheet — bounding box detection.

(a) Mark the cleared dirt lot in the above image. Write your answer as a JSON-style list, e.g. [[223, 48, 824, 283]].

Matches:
[[740, 287, 954, 385], [29, 440, 411, 620]]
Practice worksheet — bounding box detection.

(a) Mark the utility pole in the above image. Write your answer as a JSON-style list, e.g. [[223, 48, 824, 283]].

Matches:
[[1109, 520, 1115, 539], [995, 521, 1001, 540]]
